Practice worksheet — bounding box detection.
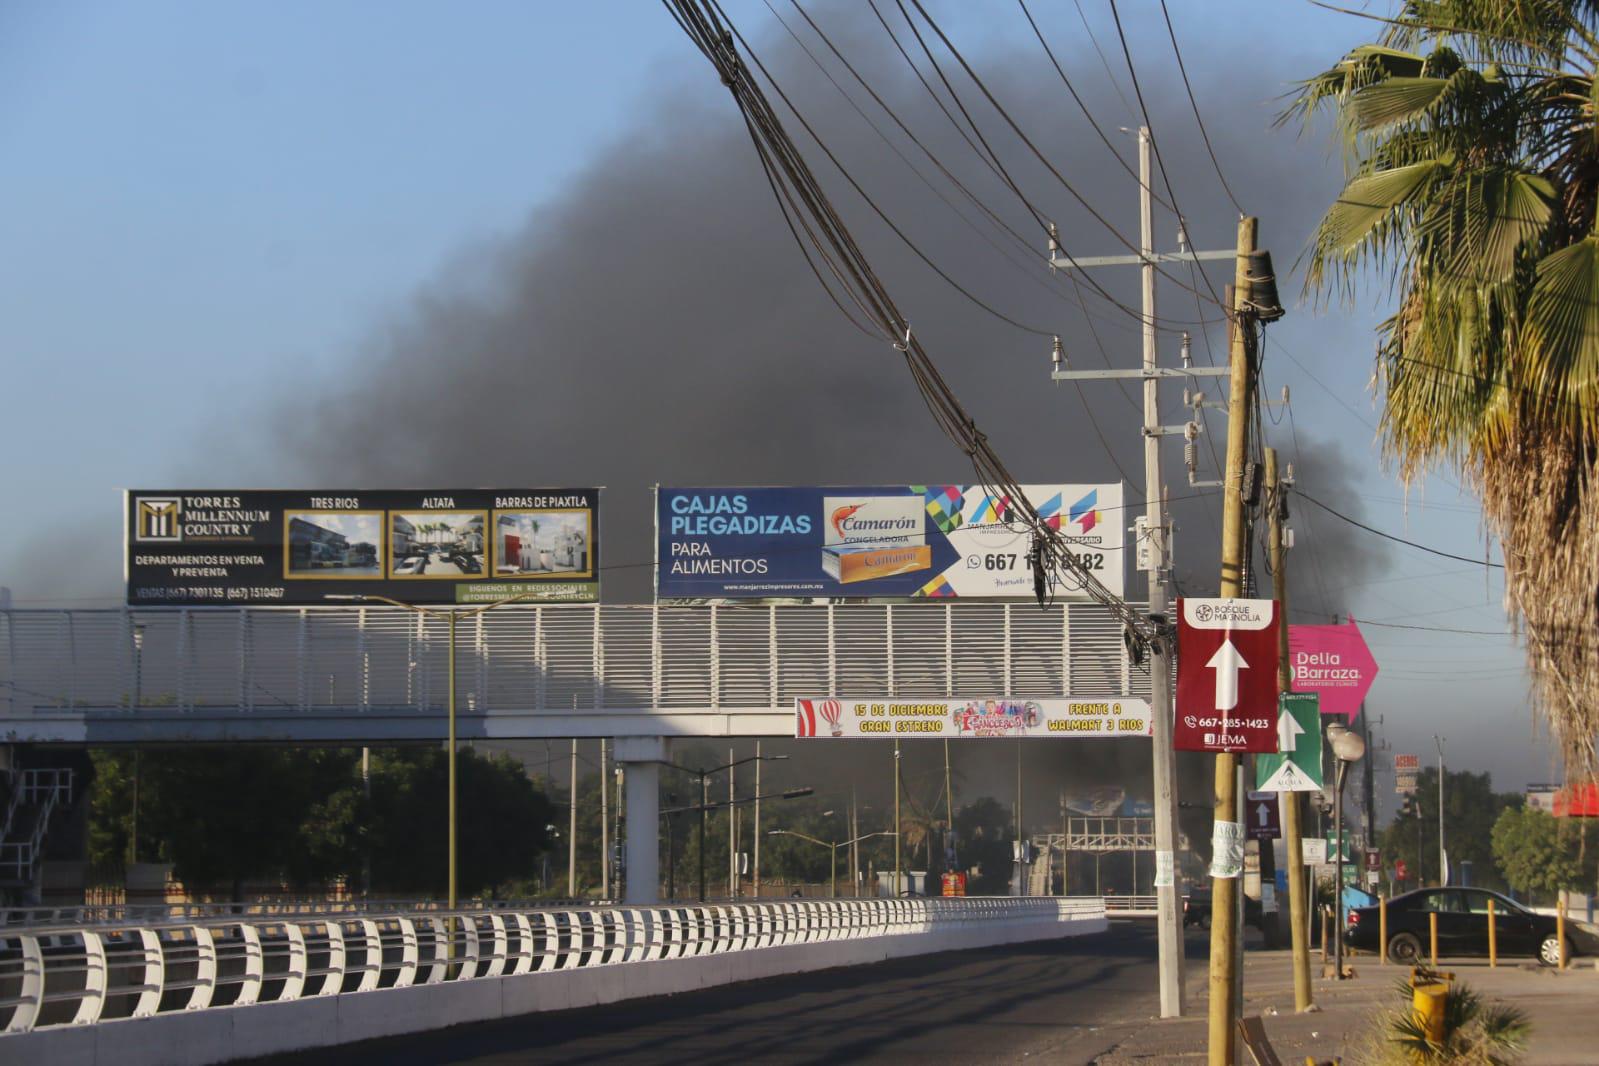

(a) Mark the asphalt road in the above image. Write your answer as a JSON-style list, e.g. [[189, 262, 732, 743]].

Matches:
[[255, 924, 1183, 1066]]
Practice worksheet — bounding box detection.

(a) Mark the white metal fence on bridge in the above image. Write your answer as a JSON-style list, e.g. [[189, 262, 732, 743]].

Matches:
[[0, 896, 1103, 1035], [0, 604, 1149, 739]]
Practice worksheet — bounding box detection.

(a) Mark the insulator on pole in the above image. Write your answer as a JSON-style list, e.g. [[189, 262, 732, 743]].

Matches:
[[1180, 331, 1192, 369], [1051, 335, 1065, 370]]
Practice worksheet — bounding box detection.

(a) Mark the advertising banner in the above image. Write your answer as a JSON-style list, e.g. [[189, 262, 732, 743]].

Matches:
[[1174, 598, 1281, 753], [126, 489, 599, 606], [1288, 621, 1378, 721], [794, 697, 1151, 739], [656, 484, 1123, 601]]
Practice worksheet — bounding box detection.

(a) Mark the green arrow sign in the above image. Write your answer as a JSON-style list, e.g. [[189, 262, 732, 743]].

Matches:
[[1255, 693, 1322, 792]]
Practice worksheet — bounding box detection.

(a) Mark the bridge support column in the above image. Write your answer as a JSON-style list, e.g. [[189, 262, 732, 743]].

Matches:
[[613, 736, 669, 905]]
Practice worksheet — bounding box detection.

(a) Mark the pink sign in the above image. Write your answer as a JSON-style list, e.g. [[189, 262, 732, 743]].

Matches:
[[1287, 621, 1378, 722]]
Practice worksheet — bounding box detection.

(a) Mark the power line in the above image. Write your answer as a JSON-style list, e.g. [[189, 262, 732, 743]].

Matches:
[[1015, 0, 1175, 213], [893, 0, 1230, 314], [1104, 0, 1225, 309], [1294, 489, 1505, 568], [1157, 0, 1244, 215]]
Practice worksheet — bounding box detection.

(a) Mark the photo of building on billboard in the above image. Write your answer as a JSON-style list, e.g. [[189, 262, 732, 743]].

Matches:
[[284, 511, 384, 579], [389, 511, 486, 578], [493, 509, 592, 578]]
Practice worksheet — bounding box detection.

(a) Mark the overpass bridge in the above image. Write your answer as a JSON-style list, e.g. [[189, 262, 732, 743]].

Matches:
[[0, 603, 1152, 907], [0, 603, 1148, 744]]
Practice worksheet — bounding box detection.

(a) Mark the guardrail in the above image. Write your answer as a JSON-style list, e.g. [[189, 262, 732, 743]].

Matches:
[[0, 897, 598, 929], [0, 896, 1100, 1037]]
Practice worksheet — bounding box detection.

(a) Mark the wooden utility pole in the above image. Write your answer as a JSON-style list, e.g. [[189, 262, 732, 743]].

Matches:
[[1269, 447, 1313, 1010], [1208, 216, 1258, 1066]]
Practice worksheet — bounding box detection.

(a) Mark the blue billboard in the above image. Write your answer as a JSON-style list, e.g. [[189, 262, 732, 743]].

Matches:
[[655, 484, 1123, 601]]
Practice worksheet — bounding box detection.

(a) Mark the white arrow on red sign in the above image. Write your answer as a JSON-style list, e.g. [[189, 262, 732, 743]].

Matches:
[[1207, 639, 1248, 712]]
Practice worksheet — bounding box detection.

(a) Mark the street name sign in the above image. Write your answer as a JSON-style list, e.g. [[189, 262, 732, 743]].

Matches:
[[1175, 598, 1280, 753], [1246, 791, 1281, 841], [1255, 693, 1323, 792]]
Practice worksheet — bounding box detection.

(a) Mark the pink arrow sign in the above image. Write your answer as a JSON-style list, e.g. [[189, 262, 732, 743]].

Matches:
[[1287, 621, 1378, 722]]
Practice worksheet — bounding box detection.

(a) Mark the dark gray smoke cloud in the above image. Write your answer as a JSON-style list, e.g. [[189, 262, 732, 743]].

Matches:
[[0, 6, 1387, 826], [256, 6, 1384, 817]]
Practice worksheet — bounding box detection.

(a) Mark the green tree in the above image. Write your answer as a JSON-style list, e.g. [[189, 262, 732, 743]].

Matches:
[[1491, 805, 1591, 901], [1378, 767, 1520, 888], [954, 797, 1014, 896], [1290, 2, 1599, 779], [86, 746, 555, 899]]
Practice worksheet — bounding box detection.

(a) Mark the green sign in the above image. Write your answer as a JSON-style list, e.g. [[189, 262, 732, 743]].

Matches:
[[1255, 693, 1322, 792]]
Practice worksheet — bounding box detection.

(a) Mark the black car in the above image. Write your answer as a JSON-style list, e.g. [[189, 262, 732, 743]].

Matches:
[[1343, 886, 1592, 966], [1183, 889, 1263, 930]]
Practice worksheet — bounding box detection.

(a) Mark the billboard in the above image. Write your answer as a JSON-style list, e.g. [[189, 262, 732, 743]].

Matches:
[[794, 697, 1151, 739], [126, 489, 598, 606], [656, 484, 1123, 600]]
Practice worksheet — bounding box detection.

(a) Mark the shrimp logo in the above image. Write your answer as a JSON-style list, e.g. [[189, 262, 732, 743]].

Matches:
[[830, 505, 863, 538], [819, 699, 843, 737]]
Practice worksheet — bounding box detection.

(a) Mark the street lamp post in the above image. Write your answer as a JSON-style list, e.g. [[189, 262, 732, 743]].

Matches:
[[659, 777, 811, 901], [130, 625, 145, 868], [1433, 735, 1447, 886], [768, 829, 896, 898], [1327, 722, 1367, 981], [329, 591, 543, 910]]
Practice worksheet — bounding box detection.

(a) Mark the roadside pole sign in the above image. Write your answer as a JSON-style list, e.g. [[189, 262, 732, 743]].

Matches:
[[1302, 839, 1326, 864], [1174, 598, 1280, 753], [1364, 847, 1381, 872], [1255, 692, 1323, 791], [1287, 620, 1379, 722], [1246, 791, 1281, 841], [1394, 754, 1420, 795], [1395, 858, 1409, 882]]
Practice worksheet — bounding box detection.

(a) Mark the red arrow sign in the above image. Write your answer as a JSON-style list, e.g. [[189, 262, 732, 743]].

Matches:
[[1175, 598, 1280, 753]]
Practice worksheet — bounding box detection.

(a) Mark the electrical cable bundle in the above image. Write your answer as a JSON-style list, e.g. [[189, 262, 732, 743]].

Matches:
[[662, 0, 1160, 643]]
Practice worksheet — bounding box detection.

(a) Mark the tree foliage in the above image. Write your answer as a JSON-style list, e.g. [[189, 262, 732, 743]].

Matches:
[[1378, 767, 1520, 888], [88, 746, 555, 899], [1290, 1, 1599, 777], [1491, 804, 1591, 897]]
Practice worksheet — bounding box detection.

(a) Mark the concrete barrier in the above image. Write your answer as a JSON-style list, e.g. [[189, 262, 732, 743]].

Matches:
[[4, 903, 1103, 1065]]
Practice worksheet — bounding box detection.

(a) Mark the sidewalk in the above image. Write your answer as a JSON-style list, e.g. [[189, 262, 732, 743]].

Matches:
[[1090, 938, 1599, 1064]]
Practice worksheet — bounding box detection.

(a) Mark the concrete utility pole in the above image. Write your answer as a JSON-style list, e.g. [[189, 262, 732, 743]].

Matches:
[[569, 739, 578, 897], [1048, 126, 1230, 1018], [1268, 447, 1312, 1011], [1207, 218, 1259, 1066]]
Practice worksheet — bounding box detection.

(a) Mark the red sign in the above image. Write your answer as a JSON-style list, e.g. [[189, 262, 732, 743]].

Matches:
[[940, 872, 967, 897], [1394, 754, 1420, 772], [1175, 598, 1281, 753], [1554, 784, 1599, 817], [1395, 859, 1409, 881], [1246, 791, 1280, 840]]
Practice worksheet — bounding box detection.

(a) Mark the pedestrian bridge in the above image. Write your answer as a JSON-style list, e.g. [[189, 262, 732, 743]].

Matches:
[[0, 896, 1108, 1065], [0, 603, 1149, 744]]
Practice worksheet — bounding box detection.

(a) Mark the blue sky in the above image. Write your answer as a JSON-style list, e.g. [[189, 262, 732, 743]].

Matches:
[[0, 1, 1556, 794]]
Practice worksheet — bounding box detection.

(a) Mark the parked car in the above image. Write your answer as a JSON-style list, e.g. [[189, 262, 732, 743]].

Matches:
[[394, 555, 427, 575], [1343, 886, 1596, 966], [1183, 888, 1263, 930]]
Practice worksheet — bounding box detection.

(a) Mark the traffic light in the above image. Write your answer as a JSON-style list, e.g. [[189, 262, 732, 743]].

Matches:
[[1398, 795, 1413, 819]]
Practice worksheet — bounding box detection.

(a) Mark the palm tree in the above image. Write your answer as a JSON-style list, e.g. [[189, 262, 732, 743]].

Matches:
[[1288, 1, 1599, 778]]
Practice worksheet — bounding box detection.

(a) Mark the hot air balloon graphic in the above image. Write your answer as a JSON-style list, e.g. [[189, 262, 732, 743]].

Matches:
[[819, 699, 843, 737]]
